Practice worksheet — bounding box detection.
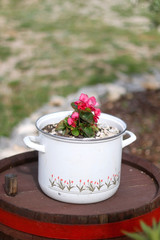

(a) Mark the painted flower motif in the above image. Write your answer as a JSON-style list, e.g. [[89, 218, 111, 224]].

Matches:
[[49, 174, 120, 193]]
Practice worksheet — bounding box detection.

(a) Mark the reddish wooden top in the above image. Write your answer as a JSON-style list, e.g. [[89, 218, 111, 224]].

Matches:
[[0, 151, 160, 225]]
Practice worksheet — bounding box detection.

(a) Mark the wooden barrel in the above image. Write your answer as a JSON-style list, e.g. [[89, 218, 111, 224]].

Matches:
[[0, 151, 160, 240]]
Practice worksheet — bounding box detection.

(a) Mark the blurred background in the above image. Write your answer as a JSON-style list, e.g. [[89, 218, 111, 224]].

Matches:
[[0, 0, 160, 163]]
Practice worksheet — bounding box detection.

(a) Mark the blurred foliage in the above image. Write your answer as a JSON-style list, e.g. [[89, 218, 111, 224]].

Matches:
[[149, 0, 160, 28], [124, 219, 160, 240]]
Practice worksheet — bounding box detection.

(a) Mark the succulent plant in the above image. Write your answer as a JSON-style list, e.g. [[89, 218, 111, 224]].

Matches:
[[55, 93, 101, 138], [124, 219, 160, 240]]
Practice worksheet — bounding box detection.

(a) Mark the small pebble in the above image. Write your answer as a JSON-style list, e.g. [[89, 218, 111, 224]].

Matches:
[[96, 124, 119, 138], [42, 123, 120, 139]]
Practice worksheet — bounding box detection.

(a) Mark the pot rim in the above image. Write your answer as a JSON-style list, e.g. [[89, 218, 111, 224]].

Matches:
[[35, 111, 127, 142]]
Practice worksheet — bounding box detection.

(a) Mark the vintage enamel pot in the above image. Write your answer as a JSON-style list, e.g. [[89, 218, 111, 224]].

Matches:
[[24, 111, 136, 204]]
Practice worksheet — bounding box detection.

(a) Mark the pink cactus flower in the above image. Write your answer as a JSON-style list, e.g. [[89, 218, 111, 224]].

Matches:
[[77, 102, 87, 110], [79, 93, 89, 103], [72, 112, 79, 120], [94, 108, 101, 117], [75, 100, 81, 105], [87, 96, 98, 107], [71, 121, 77, 128], [68, 117, 74, 125], [93, 115, 98, 123]]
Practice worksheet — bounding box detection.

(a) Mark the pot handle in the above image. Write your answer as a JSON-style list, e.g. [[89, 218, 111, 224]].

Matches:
[[122, 130, 136, 148], [23, 136, 45, 153]]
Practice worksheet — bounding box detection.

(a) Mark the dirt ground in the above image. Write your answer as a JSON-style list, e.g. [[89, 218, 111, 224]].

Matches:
[[101, 89, 160, 168]]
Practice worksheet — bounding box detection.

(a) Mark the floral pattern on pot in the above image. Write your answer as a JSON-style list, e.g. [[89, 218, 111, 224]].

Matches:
[[49, 173, 120, 194]]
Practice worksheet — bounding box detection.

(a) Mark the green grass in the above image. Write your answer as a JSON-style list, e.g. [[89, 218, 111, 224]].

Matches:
[[107, 55, 149, 74], [87, 73, 116, 86], [1, 84, 51, 136], [111, 4, 135, 17], [55, 85, 80, 98], [15, 60, 33, 71], [0, 0, 160, 136], [0, 46, 12, 60]]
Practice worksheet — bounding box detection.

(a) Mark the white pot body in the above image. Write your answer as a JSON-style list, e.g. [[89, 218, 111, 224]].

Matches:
[[24, 111, 136, 204]]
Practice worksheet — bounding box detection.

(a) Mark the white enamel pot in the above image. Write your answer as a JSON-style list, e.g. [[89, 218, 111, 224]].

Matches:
[[24, 111, 136, 204]]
